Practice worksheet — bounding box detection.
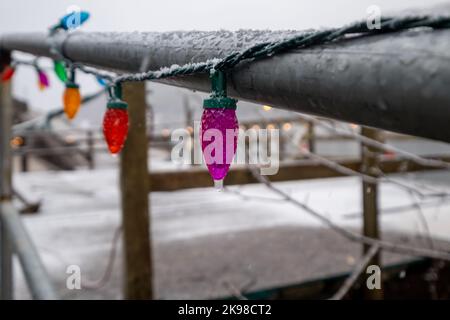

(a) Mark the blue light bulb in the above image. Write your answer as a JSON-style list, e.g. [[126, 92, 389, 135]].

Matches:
[[59, 11, 90, 30], [96, 76, 107, 87]]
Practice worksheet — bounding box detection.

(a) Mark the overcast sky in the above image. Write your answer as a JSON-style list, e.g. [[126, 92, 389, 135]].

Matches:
[[0, 0, 447, 111], [0, 0, 445, 32]]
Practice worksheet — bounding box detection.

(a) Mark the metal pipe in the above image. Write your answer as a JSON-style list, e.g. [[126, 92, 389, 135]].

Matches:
[[2, 29, 450, 141], [0, 72, 56, 299], [0, 202, 58, 300]]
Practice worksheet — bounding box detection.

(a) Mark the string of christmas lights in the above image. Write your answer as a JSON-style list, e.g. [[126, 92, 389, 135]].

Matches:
[[2, 12, 450, 184]]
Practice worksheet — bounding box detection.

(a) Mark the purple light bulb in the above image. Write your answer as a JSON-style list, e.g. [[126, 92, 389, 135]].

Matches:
[[200, 108, 239, 182], [38, 70, 49, 88]]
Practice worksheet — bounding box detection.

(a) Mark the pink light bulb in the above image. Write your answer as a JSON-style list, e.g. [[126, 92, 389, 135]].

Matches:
[[200, 108, 239, 182]]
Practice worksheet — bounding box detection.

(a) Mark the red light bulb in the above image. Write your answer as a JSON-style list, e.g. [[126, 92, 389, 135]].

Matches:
[[1, 66, 15, 82], [103, 99, 129, 154]]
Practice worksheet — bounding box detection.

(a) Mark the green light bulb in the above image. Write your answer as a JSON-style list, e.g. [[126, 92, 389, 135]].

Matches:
[[54, 61, 67, 83]]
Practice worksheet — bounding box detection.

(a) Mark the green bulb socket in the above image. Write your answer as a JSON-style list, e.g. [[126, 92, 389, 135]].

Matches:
[[203, 70, 237, 109], [107, 99, 128, 110], [65, 81, 79, 89]]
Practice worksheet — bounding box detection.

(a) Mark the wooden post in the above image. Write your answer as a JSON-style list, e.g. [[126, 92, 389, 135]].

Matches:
[[183, 95, 195, 164], [306, 120, 315, 153], [360, 126, 384, 300], [86, 130, 94, 170], [0, 56, 14, 299], [21, 136, 28, 172], [120, 82, 153, 299]]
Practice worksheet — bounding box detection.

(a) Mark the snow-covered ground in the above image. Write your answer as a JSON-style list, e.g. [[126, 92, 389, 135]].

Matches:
[[10, 163, 450, 299]]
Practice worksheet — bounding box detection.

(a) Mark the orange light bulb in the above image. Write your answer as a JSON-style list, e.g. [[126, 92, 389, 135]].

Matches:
[[63, 83, 81, 120]]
